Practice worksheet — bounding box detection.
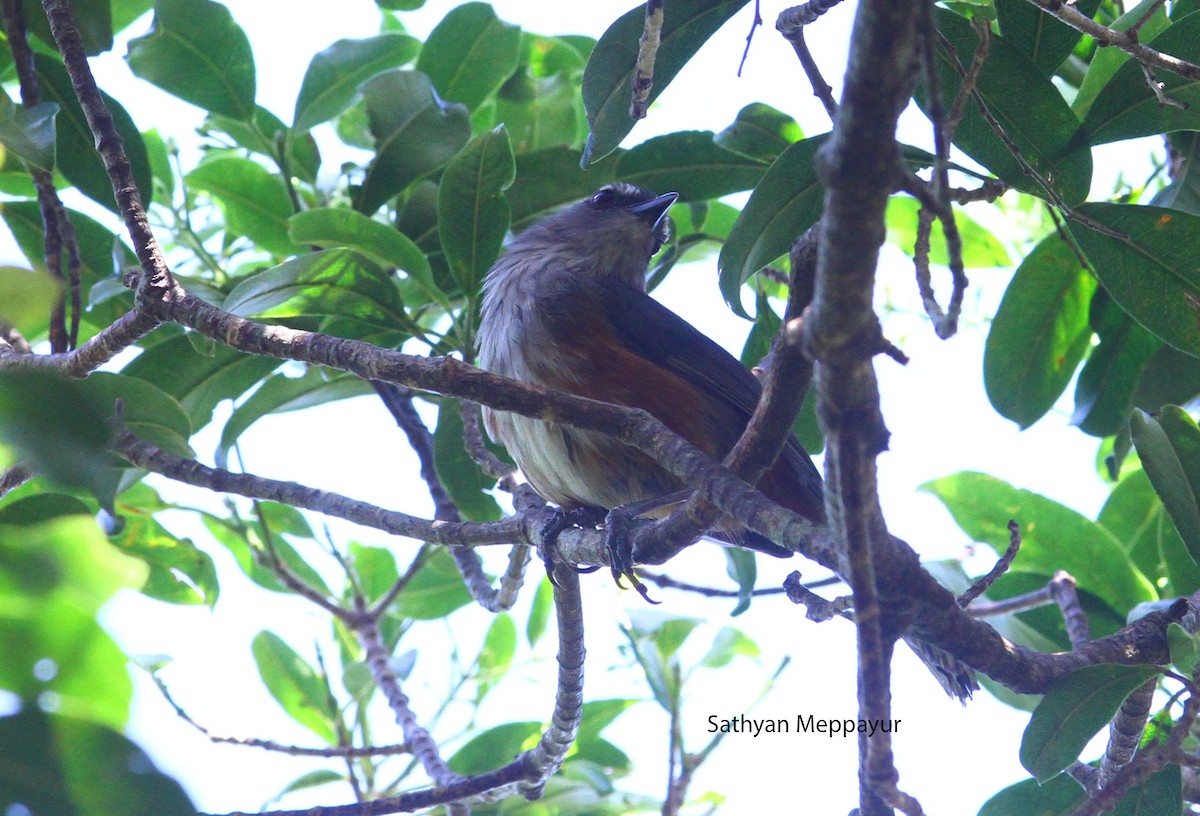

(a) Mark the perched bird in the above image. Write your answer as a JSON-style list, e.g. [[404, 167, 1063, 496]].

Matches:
[[475, 182, 824, 567]]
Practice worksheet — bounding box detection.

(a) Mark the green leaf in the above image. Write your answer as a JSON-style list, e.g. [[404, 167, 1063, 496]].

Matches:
[[495, 34, 589, 152], [994, 0, 1099, 74], [0, 708, 197, 816], [438, 127, 515, 296], [1082, 15, 1200, 145], [432, 398, 502, 522], [448, 721, 540, 775], [356, 70, 471, 214], [978, 773, 1086, 816], [121, 333, 281, 432], [0, 266, 60, 335], [108, 490, 218, 606], [1134, 342, 1200, 414], [887, 196, 1010, 268], [714, 103, 803, 163], [526, 578, 553, 646], [723, 548, 756, 616], [1069, 203, 1200, 358], [34, 54, 152, 213], [0, 101, 58, 171], [186, 155, 299, 256], [393, 549, 471, 619], [615, 131, 766, 203], [125, 0, 255, 121], [984, 233, 1097, 428], [923, 472, 1157, 614], [925, 9, 1092, 205], [1131, 408, 1200, 567], [1020, 663, 1159, 781], [293, 32, 421, 132], [1112, 765, 1181, 816], [700, 627, 760, 668], [216, 369, 371, 469], [1073, 0, 1172, 118], [581, 0, 750, 166], [251, 631, 338, 744], [475, 613, 516, 702], [1151, 131, 1200, 215], [1072, 291, 1161, 437], [416, 3, 522, 110], [719, 135, 826, 317], [222, 249, 407, 330], [0, 370, 116, 504], [288, 207, 433, 284]]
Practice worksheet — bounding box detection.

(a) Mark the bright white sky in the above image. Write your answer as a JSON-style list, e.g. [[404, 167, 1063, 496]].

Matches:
[[35, 1, 1157, 813]]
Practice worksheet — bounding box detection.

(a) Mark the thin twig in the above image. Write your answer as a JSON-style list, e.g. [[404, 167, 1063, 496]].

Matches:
[[958, 519, 1021, 607]]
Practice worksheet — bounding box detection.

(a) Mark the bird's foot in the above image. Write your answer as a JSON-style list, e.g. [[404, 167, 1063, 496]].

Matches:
[[539, 506, 605, 586], [604, 505, 658, 605]]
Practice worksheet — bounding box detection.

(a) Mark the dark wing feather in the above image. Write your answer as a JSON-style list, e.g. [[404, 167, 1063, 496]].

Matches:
[[601, 280, 824, 520]]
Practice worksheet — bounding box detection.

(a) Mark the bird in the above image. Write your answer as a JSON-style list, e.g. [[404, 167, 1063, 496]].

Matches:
[[475, 182, 824, 572], [475, 182, 977, 700]]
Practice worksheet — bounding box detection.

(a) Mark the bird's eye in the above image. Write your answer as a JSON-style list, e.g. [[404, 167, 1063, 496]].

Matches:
[[589, 188, 616, 209]]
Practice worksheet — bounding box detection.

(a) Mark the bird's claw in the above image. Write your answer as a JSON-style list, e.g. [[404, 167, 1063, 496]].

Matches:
[[604, 506, 658, 605], [539, 506, 606, 586]]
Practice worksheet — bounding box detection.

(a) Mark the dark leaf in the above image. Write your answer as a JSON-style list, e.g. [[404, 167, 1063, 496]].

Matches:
[[1070, 203, 1200, 358], [432, 398, 502, 521], [507, 146, 619, 231], [34, 54, 153, 213], [984, 232, 1097, 428], [438, 127, 515, 296], [293, 33, 421, 132], [994, 0, 1100, 74], [714, 102, 803, 162], [1131, 408, 1200, 568], [581, 0, 750, 166], [0, 101, 58, 170], [719, 135, 826, 317], [1072, 291, 1160, 437], [356, 70, 471, 214], [1020, 664, 1159, 781], [616, 130, 766, 202]]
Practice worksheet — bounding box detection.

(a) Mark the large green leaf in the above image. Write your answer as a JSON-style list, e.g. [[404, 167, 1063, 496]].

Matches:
[[984, 233, 1097, 428], [415, 2, 522, 110], [1069, 203, 1200, 358], [718, 135, 826, 317], [204, 106, 320, 184], [0, 267, 59, 337], [356, 70, 471, 214], [1132, 408, 1200, 568], [293, 32, 420, 132], [0, 370, 115, 504], [1020, 664, 1159, 781], [0, 709, 196, 816], [186, 155, 299, 256], [495, 34, 590, 153], [615, 130, 767, 202], [437, 127, 515, 296], [1082, 14, 1200, 144], [994, 0, 1100, 74], [923, 471, 1157, 614], [223, 249, 409, 332], [85, 371, 192, 460], [33, 54, 152, 213], [714, 102, 803, 163], [448, 721, 541, 775], [125, 0, 255, 121], [925, 9, 1092, 205], [393, 549, 472, 619], [120, 332, 282, 431], [581, 0, 750, 166], [251, 631, 338, 744], [0, 101, 58, 171], [288, 208, 430, 279], [977, 768, 1086, 815]]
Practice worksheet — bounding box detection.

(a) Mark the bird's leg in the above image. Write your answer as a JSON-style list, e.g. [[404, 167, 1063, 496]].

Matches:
[[539, 505, 606, 585], [604, 490, 692, 604]]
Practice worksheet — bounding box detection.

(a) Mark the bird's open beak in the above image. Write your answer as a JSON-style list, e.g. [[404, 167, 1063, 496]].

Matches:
[[628, 192, 678, 231]]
